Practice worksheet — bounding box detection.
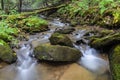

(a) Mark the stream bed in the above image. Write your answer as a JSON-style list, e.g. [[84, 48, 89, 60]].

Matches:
[[0, 18, 111, 80]]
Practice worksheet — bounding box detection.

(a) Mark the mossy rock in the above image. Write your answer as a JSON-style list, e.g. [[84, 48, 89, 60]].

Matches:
[[110, 45, 120, 80], [55, 27, 75, 34], [6, 14, 25, 25], [49, 33, 73, 47], [90, 33, 120, 51], [22, 16, 49, 33], [0, 40, 17, 63], [6, 15, 49, 34], [34, 44, 81, 61]]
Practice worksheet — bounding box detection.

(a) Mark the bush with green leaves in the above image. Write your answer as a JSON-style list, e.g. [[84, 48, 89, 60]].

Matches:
[[57, 0, 120, 27], [23, 16, 48, 27], [0, 21, 18, 42], [21, 16, 49, 33]]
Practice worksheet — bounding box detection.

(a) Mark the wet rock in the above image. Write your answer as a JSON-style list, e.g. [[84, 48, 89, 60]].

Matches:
[[31, 39, 49, 48], [109, 45, 120, 80], [89, 33, 120, 51], [0, 40, 17, 63], [22, 25, 49, 34], [49, 33, 73, 47], [76, 38, 88, 45], [34, 44, 81, 61], [55, 27, 75, 34]]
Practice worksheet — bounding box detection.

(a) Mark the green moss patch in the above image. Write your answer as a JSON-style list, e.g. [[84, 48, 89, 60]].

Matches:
[[0, 21, 19, 42], [90, 33, 120, 50], [110, 45, 120, 80], [6, 15, 49, 34], [49, 33, 73, 47], [0, 39, 17, 63]]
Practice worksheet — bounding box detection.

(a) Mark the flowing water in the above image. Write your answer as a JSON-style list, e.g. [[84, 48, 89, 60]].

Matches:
[[73, 30, 111, 80], [15, 43, 37, 80], [0, 18, 111, 80], [75, 44, 109, 74]]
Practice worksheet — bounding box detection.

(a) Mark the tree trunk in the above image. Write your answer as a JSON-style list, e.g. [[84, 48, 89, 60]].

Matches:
[[1, 0, 4, 10], [18, 0, 22, 12]]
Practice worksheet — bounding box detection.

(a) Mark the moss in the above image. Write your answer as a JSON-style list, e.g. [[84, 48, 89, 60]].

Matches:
[[112, 64, 120, 80], [21, 16, 49, 33], [0, 39, 17, 63], [34, 43, 81, 61], [23, 16, 48, 27], [5, 14, 49, 34], [49, 33, 73, 47], [6, 15, 19, 22], [100, 30, 114, 36], [90, 33, 120, 50], [6, 14, 25, 25], [0, 21, 19, 42], [112, 45, 120, 63], [110, 45, 120, 80]]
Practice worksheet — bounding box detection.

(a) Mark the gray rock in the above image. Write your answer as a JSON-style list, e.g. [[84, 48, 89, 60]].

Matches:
[[34, 44, 81, 61], [49, 33, 73, 47]]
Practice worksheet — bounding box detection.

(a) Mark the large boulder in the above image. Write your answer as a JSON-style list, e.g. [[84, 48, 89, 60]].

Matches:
[[34, 44, 81, 61], [0, 40, 17, 63], [109, 45, 120, 80], [49, 33, 73, 47]]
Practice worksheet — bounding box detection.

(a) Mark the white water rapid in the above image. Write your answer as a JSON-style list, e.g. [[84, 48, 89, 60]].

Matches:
[[15, 42, 37, 80], [74, 30, 109, 75], [75, 44, 109, 74]]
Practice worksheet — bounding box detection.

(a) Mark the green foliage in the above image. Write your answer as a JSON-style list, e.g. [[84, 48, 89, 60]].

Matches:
[[57, 0, 120, 27], [99, 0, 117, 14], [6, 14, 20, 24], [0, 39, 7, 46], [23, 16, 48, 28], [111, 45, 120, 80], [58, 0, 90, 16], [58, 0, 120, 16], [0, 10, 6, 15], [113, 8, 120, 24], [112, 64, 120, 80], [9, 10, 18, 15], [0, 21, 18, 42], [6, 14, 48, 33]]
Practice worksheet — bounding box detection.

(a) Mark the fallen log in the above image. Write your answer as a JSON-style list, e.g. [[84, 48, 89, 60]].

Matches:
[[22, 4, 65, 15], [0, 4, 65, 20]]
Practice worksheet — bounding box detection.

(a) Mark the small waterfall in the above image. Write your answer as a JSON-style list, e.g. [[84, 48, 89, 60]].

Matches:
[[75, 44, 109, 74], [73, 30, 109, 75], [15, 42, 37, 80]]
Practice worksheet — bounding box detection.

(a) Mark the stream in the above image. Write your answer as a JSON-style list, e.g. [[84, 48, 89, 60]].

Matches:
[[0, 18, 111, 80]]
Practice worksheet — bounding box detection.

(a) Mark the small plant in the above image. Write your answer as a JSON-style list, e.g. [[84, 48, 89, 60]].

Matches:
[[99, 0, 114, 14], [9, 10, 18, 15], [0, 21, 19, 42], [23, 16, 48, 28], [0, 39, 7, 46]]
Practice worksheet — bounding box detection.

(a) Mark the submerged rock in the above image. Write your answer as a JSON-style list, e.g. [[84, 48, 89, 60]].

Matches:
[[110, 45, 120, 80], [49, 33, 73, 47], [0, 40, 16, 63], [34, 44, 81, 61]]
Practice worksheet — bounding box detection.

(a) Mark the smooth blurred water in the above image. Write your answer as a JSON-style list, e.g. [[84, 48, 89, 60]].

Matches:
[[75, 44, 109, 74], [49, 18, 69, 27], [15, 43, 37, 80]]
